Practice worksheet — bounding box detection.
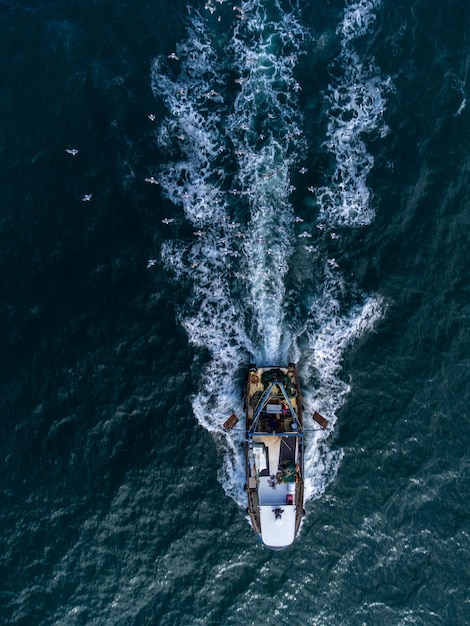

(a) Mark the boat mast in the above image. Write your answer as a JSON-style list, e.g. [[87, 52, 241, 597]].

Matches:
[[249, 381, 302, 433]]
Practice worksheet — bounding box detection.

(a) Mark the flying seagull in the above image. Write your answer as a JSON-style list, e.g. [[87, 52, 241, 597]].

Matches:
[[65, 148, 79, 156], [81, 193, 92, 202]]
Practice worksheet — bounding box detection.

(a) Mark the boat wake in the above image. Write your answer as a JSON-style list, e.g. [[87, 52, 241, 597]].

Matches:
[[151, 0, 389, 508]]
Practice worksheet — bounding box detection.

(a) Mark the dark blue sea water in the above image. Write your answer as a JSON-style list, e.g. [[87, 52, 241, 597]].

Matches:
[[1, 0, 469, 624]]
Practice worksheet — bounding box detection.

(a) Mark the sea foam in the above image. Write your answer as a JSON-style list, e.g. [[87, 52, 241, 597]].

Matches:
[[315, 0, 391, 227], [151, 0, 389, 509]]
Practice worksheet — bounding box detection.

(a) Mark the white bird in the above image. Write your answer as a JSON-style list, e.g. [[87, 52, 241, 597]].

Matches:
[[299, 167, 308, 174], [193, 230, 206, 237], [144, 177, 159, 185], [298, 231, 312, 238], [204, 90, 220, 99], [161, 218, 175, 225], [261, 170, 280, 179], [307, 186, 315, 193], [168, 53, 179, 61], [146, 259, 157, 269], [65, 148, 79, 155], [82, 194, 92, 202], [294, 216, 304, 223], [148, 114, 156, 121], [304, 245, 317, 253]]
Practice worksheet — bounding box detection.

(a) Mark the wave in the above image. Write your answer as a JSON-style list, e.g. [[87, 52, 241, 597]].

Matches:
[[151, 0, 389, 510], [315, 0, 391, 227], [225, 0, 309, 362]]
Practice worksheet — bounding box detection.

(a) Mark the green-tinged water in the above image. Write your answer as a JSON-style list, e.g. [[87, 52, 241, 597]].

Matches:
[[0, 1, 469, 624]]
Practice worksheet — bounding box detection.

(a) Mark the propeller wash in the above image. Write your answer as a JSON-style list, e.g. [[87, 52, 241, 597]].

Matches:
[[150, 0, 390, 520]]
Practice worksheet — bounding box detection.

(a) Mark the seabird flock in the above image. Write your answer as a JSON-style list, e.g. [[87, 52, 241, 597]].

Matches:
[[149, 27, 330, 259], [65, 148, 93, 202], [66, 2, 340, 275]]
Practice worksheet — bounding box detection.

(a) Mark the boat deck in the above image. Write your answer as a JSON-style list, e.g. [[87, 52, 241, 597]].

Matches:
[[252, 435, 297, 506], [258, 476, 292, 505]]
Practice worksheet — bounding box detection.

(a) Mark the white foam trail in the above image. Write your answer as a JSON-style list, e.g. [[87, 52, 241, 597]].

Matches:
[[226, 0, 308, 362], [290, 0, 391, 500], [151, 0, 389, 510], [297, 266, 387, 500], [152, 13, 256, 505], [215, 0, 309, 500], [315, 0, 391, 227], [151, 17, 229, 228]]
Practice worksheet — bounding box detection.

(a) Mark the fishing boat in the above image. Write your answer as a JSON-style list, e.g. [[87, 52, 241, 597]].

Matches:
[[242, 364, 305, 548], [223, 363, 328, 549]]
